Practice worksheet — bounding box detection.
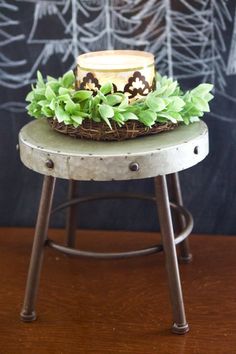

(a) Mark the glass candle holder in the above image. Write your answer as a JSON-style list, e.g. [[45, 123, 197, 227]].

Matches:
[[76, 50, 155, 99]]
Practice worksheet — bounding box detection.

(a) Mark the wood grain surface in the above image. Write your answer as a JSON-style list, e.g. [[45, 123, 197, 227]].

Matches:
[[0, 228, 235, 354]]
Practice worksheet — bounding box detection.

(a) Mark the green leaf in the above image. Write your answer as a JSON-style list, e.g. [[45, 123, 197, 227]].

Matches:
[[47, 75, 56, 82], [146, 94, 166, 112], [92, 116, 101, 122], [164, 81, 178, 96], [71, 115, 83, 125], [138, 110, 156, 127], [118, 95, 129, 109], [191, 83, 213, 96], [32, 88, 46, 102], [55, 105, 70, 123], [41, 105, 54, 117], [100, 82, 113, 95], [113, 112, 125, 126], [65, 98, 76, 114], [156, 116, 168, 123], [154, 84, 168, 96], [122, 112, 138, 121], [62, 70, 75, 88], [49, 98, 56, 111], [182, 115, 190, 125], [59, 87, 71, 95], [98, 104, 114, 128], [97, 90, 107, 102], [106, 94, 123, 106], [45, 85, 56, 100], [98, 104, 114, 119], [102, 116, 112, 129], [192, 97, 210, 112], [69, 103, 81, 114], [37, 100, 48, 107], [167, 96, 185, 112], [36, 71, 45, 88], [157, 112, 178, 123], [73, 90, 93, 101], [26, 102, 42, 118], [204, 93, 214, 102], [47, 81, 61, 94], [57, 94, 71, 102], [25, 91, 34, 102], [189, 116, 200, 123]]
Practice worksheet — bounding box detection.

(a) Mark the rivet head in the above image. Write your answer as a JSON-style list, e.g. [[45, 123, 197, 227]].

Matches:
[[45, 159, 54, 169], [194, 146, 199, 155], [129, 162, 139, 172]]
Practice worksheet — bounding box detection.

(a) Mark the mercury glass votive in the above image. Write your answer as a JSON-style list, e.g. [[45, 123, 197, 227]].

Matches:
[[76, 50, 155, 99]]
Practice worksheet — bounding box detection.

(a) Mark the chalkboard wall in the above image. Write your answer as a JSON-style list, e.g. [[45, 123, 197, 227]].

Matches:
[[1, 0, 236, 234]]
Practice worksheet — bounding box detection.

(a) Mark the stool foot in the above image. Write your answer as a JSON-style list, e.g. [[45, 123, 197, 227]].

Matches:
[[20, 176, 56, 322], [179, 253, 193, 264], [155, 175, 189, 334], [20, 310, 37, 322], [172, 322, 189, 334]]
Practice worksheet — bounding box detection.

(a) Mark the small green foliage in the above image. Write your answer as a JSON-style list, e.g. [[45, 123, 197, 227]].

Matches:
[[73, 90, 93, 101], [100, 82, 113, 95], [26, 70, 214, 129], [61, 70, 75, 88], [138, 110, 157, 127], [106, 94, 123, 106]]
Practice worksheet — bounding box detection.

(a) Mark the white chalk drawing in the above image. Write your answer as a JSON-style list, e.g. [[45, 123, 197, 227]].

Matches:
[[4, 0, 88, 88], [0, 1, 26, 88], [227, 5, 236, 75], [0, 0, 236, 121], [199, 0, 231, 90], [80, 0, 146, 50], [21, 0, 73, 84], [135, 0, 230, 84]]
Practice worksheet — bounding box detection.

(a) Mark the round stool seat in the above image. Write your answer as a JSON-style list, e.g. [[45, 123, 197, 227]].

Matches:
[[19, 119, 208, 181]]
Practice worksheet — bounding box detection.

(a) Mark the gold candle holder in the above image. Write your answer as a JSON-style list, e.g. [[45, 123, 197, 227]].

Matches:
[[76, 50, 155, 99]]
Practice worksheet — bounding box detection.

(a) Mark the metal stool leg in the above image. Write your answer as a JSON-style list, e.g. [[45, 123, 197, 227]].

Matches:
[[20, 175, 56, 322], [169, 173, 192, 263], [154, 175, 189, 334], [65, 180, 78, 248]]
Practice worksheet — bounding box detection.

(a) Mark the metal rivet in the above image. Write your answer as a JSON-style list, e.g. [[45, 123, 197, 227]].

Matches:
[[194, 146, 199, 155], [45, 159, 54, 169], [129, 162, 139, 172]]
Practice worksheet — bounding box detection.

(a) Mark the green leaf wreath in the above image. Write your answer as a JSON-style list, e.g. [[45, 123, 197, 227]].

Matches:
[[26, 70, 213, 129]]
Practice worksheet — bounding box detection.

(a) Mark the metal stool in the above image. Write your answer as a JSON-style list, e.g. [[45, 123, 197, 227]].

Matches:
[[18, 119, 208, 334]]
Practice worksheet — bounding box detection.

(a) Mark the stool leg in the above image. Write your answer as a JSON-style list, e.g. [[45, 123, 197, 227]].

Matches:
[[154, 175, 189, 334], [169, 173, 192, 263], [20, 175, 56, 322], [66, 180, 78, 248]]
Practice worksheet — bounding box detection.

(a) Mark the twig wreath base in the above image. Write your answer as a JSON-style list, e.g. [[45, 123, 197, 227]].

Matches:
[[48, 118, 176, 141]]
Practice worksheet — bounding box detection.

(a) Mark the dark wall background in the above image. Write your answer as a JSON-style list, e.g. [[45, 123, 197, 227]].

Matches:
[[1, 0, 236, 234]]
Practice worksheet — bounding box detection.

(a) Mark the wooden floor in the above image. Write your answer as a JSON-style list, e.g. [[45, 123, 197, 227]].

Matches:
[[0, 228, 236, 354]]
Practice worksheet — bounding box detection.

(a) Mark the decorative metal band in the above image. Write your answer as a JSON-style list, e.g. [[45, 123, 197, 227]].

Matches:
[[78, 63, 155, 73], [79, 71, 154, 98], [80, 72, 101, 92], [124, 71, 150, 98]]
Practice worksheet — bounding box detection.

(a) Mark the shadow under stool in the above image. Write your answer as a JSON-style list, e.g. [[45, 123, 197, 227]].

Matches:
[[18, 119, 208, 334]]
